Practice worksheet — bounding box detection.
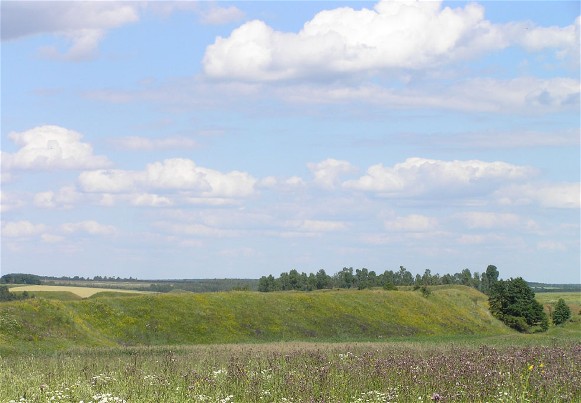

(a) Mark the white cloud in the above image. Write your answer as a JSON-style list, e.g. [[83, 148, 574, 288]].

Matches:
[[1, 2, 139, 60], [537, 240, 567, 251], [307, 158, 357, 189], [296, 220, 347, 232], [0, 191, 24, 213], [384, 214, 438, 232], [199, 5, 245, 25], [279, 77, 580, 114], [111, 136, 198, 151], [257, 175, 306, 191], [456, 212, 538, 230], [203, 0, 579, 81], [496, 183, 580, 209], [60, 220, 116, 236], [34, 186, 81, 209], [155, 221, 240, 238], [130, 193, 173, 207], [507, 16, 580, 62], [2, 125, 111, 171], [79, 158, 257, 199], [343, 158, 534, 197], [41, 233, 65, 244], [1, 220, 47, 238]]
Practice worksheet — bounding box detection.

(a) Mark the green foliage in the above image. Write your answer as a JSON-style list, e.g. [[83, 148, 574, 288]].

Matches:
[[382, 282, 397, 291], [552, 298, 572, 325], [0, 273, 41, 285], [489, 277, 548, 333], [0, 286, 34, 302]]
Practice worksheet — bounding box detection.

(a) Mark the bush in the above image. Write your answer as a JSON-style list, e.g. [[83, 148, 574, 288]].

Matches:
[[382, 282, 397, 291], [0, 286, 33, 302], [501, 315, 530, 332]]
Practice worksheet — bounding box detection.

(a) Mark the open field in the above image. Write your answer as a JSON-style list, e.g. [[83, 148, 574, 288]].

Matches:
[[536, 291, 581, 310], [8, 285, 152, 298], [1, 341, 579, 402], [1, 287, 579, 401]]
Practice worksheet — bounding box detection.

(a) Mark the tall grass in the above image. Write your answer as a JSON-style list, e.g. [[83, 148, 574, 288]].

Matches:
[[1, 342, 579, 402]]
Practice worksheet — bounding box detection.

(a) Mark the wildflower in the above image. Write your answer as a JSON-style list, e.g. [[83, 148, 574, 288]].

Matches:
[[431, 393, 442, 401], [528, 364, 534, 371]]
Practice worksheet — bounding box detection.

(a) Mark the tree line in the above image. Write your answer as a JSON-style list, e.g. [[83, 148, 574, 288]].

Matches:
[[258, 265, 501, 293], [260, 265, 575, 333]]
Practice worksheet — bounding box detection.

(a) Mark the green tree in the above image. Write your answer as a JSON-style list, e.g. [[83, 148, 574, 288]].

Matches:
[[552, 298, 571, 325], [0, 273, 41, 285], [489, 277, 548, 332], [355, 268, 370, 290], [460, 268, 473, 286], [481, 265, 499, 295], [315, 269, 331, 289], [334, 267, 355, 289], [258, 275, 277, 292]]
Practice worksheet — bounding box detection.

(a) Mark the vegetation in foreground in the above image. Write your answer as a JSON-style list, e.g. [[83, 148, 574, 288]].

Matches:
[[1, 342, 579, 403]]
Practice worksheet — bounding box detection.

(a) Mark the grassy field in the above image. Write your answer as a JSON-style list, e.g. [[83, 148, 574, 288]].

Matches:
[[536, 291, 581, 314], [1, 286, 579, 402], [1, 340, 579, 402], [8, 285, 151, 298]]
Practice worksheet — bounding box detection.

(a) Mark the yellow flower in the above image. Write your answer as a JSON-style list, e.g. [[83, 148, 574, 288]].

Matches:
[[539, 363, 544, 368], [528, 364, 534, 371]]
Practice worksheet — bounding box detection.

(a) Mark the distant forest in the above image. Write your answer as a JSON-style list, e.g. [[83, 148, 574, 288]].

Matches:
[[1, 269, 579, 294], [258, 265, 500, 293], [258, 266, 581, 294]]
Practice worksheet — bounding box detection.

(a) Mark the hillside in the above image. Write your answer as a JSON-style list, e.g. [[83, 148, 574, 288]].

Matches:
[[0, 286, 510, 353]]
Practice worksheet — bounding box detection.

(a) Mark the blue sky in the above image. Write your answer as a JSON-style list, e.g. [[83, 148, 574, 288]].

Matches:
[[1, 1, 579, 282]]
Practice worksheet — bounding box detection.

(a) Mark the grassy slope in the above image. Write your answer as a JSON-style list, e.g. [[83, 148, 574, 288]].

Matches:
[[0, 286, 514, 353]]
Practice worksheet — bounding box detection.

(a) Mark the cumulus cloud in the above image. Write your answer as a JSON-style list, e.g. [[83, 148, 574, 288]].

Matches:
[[79, 158, 257, 198], [203, 0, 579, 81], [60, 220, 116, 236], [2, 125, 111, 171], [343, 157, 534, 197], [0, 192, 24, 213], [1, 2, 139, 60], [1, 220, 47, 238], [34, 186, 81, 209], [307, 158, 357, 189]]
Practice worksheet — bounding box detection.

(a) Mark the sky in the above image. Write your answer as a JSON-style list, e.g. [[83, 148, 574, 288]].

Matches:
[[1, 1, 579, 283]]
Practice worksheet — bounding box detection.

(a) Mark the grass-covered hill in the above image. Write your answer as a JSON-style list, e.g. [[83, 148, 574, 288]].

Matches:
[[0, 286, 511, 353]]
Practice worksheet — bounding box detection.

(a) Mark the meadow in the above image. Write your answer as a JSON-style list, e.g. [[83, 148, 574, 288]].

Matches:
[[1, 287, 579, 402], [1, 341, 579, 402]]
